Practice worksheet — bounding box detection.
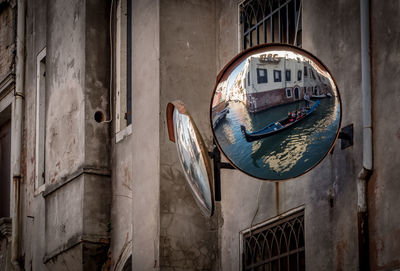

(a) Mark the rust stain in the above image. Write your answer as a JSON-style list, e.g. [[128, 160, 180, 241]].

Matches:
[[123, 167, 132, 191], [335, 239, 348, 271]]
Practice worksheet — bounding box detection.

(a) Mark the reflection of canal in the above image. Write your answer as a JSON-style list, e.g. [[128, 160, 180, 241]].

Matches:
[[214, 98, 340, 179]]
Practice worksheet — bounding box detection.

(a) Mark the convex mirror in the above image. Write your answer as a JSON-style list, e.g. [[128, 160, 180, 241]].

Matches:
[[167, 101, 214, 217], [210, 44, 341, 180]]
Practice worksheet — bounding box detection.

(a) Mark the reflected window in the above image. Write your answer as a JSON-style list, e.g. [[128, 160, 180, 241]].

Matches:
[[285, 69, 291, 81], [257, 68, 268, 84], [286, 88, 292, 98], [274, 70, 282, 82], [242, 211, 305, 271], [297, 70, 302, 81], [247, 71, 250, 86], [240, 0, 302, 50], [115, 0, 132, 134], [303, 66, 308, 77]]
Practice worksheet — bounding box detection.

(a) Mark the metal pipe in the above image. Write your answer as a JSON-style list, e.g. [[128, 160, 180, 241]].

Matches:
[[11, 0, 26, 269], [358, 0, 373, 269]]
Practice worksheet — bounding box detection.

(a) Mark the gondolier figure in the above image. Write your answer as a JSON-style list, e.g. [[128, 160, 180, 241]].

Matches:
[[304, 93, 310, 108]]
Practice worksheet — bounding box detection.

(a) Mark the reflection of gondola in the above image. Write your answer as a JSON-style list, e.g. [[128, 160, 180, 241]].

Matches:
[[212, 106, 229, 128], [312, 93, 332, 99], [240, 100, 320, 142]]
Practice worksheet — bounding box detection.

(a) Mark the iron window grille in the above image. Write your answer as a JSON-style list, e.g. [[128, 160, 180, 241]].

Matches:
[[240, 0, 302, 50], [242, 210, 305, 271]]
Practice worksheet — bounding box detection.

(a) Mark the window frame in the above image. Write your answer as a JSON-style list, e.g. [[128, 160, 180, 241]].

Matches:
[[286, 88, 292, 98], [115, 0, 133, 143], [239, 0, 303, 50], [297, 70, 302, 81], [35, 47, 47, 193], [257, 68, 268, 84], [274, 70, 282, 82], [286, 69, 291, 81], [240, 207, 305, 271]]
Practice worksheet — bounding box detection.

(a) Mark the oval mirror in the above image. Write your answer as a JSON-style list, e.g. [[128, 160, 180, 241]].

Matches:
[[166, 101, 214, 216], [210, 44, 341, 180]]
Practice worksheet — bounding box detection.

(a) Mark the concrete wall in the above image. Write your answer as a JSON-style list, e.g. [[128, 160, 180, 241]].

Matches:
[[216, 0, 361, 270], [131, 0, 160, 269], [369, 0, 400, 269], [21, 0, 111, 269], [0, 0, 15, 78], [159, 0, 218, 270]]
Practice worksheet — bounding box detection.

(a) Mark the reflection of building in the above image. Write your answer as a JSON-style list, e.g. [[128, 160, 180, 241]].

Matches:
[[0, 0, 399, 270], [241, 54, 333, 113]]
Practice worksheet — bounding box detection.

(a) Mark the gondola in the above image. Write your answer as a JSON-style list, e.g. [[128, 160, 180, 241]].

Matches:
[[241, 100, 320, 142]]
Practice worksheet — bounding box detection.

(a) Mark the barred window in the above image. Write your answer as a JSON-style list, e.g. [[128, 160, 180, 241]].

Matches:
[[242, 211, 305, 271], [240, 0, 302, 50]]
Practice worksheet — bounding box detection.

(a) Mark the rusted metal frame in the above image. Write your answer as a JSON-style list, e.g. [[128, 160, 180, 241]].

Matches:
[[242, 0, 291, 36], [245, 248, 305, 269], [243, 212, 304, 270]]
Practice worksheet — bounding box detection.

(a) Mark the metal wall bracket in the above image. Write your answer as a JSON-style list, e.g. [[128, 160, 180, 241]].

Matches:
[[339, 124, 353, 149], [209, 144, 235, 202]]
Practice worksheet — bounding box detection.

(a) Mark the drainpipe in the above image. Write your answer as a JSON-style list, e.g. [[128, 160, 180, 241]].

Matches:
[[358, 0, 373, 270], [11, 0, 26, 269]]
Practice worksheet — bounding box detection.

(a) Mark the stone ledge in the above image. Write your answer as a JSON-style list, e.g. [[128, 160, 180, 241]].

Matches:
[[0, 217, 12, 239], [43, 233, 109, 264], [0, 72, 15, 99], [43, 166, 111, 198]]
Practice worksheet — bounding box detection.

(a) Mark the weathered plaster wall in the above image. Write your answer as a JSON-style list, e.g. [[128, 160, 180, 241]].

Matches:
[[21, 0, 49, 269], [131, 0, 160, 269], [369, 1, 400, 269], [216, 0, 361, 270], [21, 0, 111, 269], [0, 1, 15, 78], [159, 0, 218, 270], [110, 135, 133, 270]]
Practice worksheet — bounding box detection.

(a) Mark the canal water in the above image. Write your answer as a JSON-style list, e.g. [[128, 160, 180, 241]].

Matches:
[[214, 97, 340, 180]]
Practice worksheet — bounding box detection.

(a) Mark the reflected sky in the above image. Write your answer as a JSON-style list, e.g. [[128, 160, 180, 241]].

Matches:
[[173, 108, 213, 216]]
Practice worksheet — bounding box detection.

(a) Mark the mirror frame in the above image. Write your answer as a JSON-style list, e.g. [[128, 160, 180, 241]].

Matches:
[[167, 100, 215, 216], [209, 43, 342, 181]]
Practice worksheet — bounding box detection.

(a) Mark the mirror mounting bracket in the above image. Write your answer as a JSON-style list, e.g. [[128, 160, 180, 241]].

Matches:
[[339, 124, 353, 149], [209, 143, 235, 202]]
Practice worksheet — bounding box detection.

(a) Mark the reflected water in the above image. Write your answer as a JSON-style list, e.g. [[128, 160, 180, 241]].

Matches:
[[214, 98, 340, 180], [214, 97, 339, 179]]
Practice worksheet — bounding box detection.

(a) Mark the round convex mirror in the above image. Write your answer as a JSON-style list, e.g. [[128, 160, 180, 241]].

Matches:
[[166, 101, 214, 216], [210, 44, 341, 180]]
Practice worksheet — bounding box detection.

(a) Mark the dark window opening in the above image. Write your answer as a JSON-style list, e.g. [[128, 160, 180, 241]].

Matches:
[[240, 0, 302, 50], [248, 71, 250, 86], [285, 69, 291, 81], [242, 211, 305, 271], [257, 68, 268, 83], [0, 111, 11, 218], [297, 70, 302, 81], [286, 88, 292, 97], [303, 66, 307, 77], [274, 70, 282, 82]]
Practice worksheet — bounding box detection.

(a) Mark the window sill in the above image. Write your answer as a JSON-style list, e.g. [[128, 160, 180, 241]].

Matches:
[[116, 124, 132, 143]]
